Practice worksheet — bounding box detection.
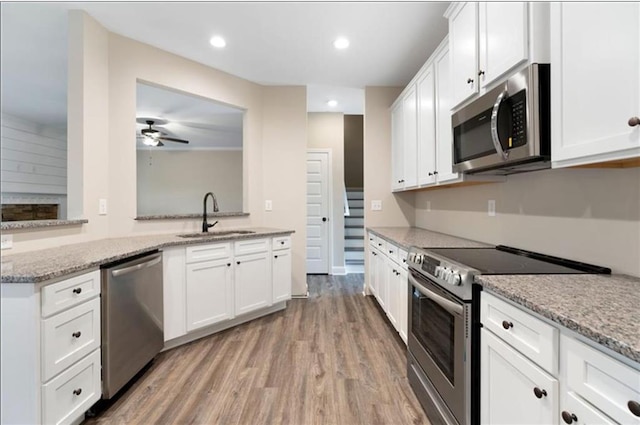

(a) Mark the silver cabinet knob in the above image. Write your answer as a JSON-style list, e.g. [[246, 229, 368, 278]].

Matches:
[[629, 116, 640, 127]]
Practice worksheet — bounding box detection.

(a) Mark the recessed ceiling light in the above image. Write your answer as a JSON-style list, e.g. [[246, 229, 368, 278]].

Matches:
[[333, 37, 350, 49], [209, 36, 226, 48], [327, 100, 338, 107]]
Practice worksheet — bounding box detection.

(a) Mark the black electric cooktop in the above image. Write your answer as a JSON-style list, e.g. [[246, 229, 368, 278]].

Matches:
[[423, 245, 611, 275]]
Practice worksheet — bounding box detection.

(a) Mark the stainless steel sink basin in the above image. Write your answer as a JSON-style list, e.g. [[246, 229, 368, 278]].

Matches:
[[178, 230, 256, 238]]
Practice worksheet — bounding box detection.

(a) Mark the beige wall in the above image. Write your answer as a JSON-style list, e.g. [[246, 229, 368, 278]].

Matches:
[[262, 87, 308, 294], [344, 115, 364, 189], [363, 87, 415, 228], [308, 113, 346, 274], [136, 150, 243, 215], [7, 13, 309, 293], [415, 167, 640, 277]]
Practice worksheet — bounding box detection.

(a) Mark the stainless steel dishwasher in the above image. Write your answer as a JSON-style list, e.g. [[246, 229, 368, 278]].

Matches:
[[101, 251, 163, 399]]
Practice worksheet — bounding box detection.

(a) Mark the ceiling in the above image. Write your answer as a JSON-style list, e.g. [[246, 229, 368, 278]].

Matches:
[[1, 2, 449, 127]]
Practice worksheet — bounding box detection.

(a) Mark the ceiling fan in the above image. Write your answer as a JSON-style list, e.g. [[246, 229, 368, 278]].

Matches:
[[139, 120, 189, 147]]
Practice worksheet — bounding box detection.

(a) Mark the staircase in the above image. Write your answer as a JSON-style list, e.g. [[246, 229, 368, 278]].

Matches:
[[344, 188, 365, 271]]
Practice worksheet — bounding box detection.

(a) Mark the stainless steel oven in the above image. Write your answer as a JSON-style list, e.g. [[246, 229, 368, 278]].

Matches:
[[408, 269, 473, 425]]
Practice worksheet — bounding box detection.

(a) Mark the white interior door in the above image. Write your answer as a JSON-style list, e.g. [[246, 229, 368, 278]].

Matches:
[[306, 151, 330, 274]]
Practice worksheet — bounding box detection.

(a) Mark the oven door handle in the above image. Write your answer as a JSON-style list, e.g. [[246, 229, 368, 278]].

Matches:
[[490, 89, 510, 161], [409, 273, 464, 317]]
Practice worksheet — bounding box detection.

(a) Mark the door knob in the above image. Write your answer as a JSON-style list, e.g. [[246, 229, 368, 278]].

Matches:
[[322, 217, 327, 222], [629, 116, 640, 127]]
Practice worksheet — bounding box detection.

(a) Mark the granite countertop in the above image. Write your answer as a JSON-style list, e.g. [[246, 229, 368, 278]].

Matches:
[[367, 226, 491, 250], [1, 219, 89, 230], [1, 227, 294, 284], [478, 274, 640, 363]]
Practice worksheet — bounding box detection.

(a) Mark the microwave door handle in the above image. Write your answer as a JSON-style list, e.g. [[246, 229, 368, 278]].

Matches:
[[409, 273, 464, 317], [490, 90, 510, 161]]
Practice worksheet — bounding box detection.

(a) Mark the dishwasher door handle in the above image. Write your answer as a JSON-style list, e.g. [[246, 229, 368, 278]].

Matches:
[[111, 254, 162, 278]]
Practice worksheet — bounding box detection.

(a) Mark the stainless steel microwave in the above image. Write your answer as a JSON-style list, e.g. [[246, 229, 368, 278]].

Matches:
[[452, 64, 551, 175]]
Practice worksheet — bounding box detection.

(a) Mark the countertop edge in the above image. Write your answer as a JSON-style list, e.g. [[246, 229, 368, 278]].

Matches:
[[1, 229, 294, 284], [1, 219, 89, 230]]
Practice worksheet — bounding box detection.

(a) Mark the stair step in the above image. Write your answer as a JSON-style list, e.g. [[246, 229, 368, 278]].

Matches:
[[345, 235, 363, 239], [345, 239, 364, 248], [348, 200, 364, 209], [346, 191, 364, 200], [345, 227, 365, 237], [345, 250, 365, 261], [345, 259, 365, 265], [345, 217, 364, 226]]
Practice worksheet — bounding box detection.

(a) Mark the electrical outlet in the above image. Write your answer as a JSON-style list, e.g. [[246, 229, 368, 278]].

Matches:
[[265, 200, 273, 211], [371, 200, 382, 211], [99, 198, 108, 215], [426, 201, 431, 212], [488, 200, 496, 217], [1, 234, 13, 250]]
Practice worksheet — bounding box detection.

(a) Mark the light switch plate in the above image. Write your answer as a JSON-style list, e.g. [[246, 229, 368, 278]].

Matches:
[[99, 198, 108, 215], [371, 200, 382, 211], [488, 200, 496, 217], [1, 234, 13, 250], [265, 200, 273, 211]]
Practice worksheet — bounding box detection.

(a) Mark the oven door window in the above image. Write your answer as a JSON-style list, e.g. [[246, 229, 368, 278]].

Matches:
[[412, 285, 456, 384]]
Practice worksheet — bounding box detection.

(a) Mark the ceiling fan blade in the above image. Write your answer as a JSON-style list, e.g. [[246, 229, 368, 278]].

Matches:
[[157, 141, 165, 147], [158, 136, 189, 144]]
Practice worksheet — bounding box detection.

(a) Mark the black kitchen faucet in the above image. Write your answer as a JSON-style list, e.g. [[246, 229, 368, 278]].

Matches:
[[202, 192, 219, 232]]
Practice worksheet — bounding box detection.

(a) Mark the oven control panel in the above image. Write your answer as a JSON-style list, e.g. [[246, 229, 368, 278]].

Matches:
[[419, 255, 463, 286]]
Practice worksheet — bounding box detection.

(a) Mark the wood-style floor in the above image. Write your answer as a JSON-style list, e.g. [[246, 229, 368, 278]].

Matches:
[[84, 274, 430, 425]]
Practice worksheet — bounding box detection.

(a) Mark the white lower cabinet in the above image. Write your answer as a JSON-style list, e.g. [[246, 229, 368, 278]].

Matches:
[[185, 258, 234, 331], [165, 236, 290, 343], [482, 291, 640, 425], [367, 233, 408, 345], [481, 328, 558, 425], [1, 271, 102, 425]]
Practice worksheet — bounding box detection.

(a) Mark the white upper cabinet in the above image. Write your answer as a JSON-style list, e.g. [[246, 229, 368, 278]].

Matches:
[[478, 2, 528, 89], [417, 64, 437, 186], [403, 86, 419, 189], [449, 2, 480, 108], [446, 2, 549, 110], [434, 43, 460, 184], [550, 2, 640, 167], [391, 102, 405, 191]]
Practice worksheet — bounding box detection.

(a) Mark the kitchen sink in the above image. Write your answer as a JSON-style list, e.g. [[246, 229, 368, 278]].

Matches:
[[177, 230, 256, 238]]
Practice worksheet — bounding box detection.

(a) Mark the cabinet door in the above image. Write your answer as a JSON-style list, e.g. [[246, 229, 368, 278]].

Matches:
[[163, 247, 186, 341], [417, 65, 437, 186], [235, 252, 272, 316], [450, 2, 479, 108], [391, 102, 405, 190], [272, 249, 291, 303], [481, 329, 559, 425], [368, 249, 379, 297], [186, 258, 234, 332], [398, 267, 408, 344], [375, 250, 387, 311], [551, 3, 640, 167], [434, 43, 460, 184], [403, 85, 418, 189], [385, 258, 400, 330], [478, 2, 528, 88]]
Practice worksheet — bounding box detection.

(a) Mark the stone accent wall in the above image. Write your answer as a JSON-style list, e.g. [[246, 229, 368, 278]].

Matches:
[[1, 204, 58, 221]]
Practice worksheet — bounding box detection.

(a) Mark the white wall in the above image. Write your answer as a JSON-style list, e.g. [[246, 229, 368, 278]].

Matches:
[[414, 167, 640, 277], [308, 112, 346, 274], [136, 149, 243, 215]]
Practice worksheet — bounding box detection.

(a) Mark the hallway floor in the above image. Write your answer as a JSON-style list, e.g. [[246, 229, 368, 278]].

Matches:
[[83, 274, 429, 425]]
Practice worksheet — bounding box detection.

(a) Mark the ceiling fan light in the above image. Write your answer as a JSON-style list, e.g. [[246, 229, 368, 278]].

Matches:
[[143, 136, 160, 146]]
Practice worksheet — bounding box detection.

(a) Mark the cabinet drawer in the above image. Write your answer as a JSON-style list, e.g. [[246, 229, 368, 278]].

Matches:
[[42, 298, 101, 382], [186, 243, 231, 264], [374, 238, 386, 253], [234, 238, 269, 256], [42, 349, 101, 425], [386, 242, 399, 261], [272, 236, 291, 251], [481, 292, 558, 375], [399, 248, 409, 269], [41, 271, 100, 318], [562, 335, 640, 424], [563, 391, 617, 425], [368, 233, 377, 247]]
